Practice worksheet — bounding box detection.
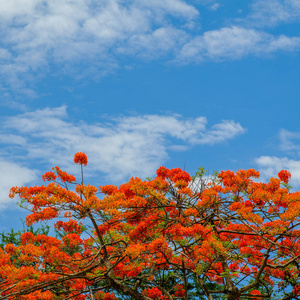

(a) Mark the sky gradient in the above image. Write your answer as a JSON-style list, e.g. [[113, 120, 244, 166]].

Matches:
[[1, 0, 300, 231]]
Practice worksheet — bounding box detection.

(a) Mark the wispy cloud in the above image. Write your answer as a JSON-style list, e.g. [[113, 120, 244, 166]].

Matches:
[[0, 160, 38, 208], [248, 0, 300, 27], [175, 26, 300, 62], [255, 156, 300, 186], [0, 0, 198, 97], [255, 129, 300, 185], [1, 1, 300, 98], [209, 3, 221, 11], [0, 106, 245, 188], [279, 129, 300, 152]]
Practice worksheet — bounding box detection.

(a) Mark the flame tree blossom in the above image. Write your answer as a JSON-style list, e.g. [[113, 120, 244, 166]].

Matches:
[[2, 155, 300, 300], [74, 152, 88, 166]]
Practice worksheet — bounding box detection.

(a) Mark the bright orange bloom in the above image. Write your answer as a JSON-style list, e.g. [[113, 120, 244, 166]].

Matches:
[[278, 170, 291, 184], [4, 161, 299, 300], [42, 171, 58, 182], [74, 152, 88, 166]]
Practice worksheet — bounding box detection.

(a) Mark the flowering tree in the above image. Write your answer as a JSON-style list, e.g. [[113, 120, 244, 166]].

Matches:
[[1, 153, 300, 299]]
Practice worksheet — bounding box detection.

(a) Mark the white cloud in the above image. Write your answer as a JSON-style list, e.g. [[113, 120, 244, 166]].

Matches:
[[249, 0, 300, 27], [135, 0, 199, 19], [255, 156, 300, 186], [210, 3, 221, 11], [117, 27, 189, 59], [176, 26, 300, 62], [0, 1, 300, 97], [255, 129, 300, 186], [0, 160, 38, 208], [1, 106, 245, 182], [279, 129, 300, 151], [0, 0, 198, 96], [195, 120, 246, 144]]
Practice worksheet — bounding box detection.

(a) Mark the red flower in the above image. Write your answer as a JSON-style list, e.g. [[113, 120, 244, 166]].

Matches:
[[156, 166, 169, 179], [278, 170, 291, 184], [42, 171, 58, 182], [74, 152, 88, 166]]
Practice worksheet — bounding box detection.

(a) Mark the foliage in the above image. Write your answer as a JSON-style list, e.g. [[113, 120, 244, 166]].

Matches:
[[1, 153, 300, 299], [0, 221, 50, 250]]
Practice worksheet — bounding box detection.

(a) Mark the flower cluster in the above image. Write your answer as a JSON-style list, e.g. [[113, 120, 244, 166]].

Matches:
[[278, 170, 291, 184], [3, 157, 298, 300], [74, 152, 88, 166]]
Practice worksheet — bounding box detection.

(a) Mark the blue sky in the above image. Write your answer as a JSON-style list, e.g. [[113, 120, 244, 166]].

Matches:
[[1, 0, 300, 231]]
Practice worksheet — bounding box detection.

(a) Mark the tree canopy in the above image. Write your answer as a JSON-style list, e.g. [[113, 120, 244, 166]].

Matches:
[[1, 153, 300, 300]]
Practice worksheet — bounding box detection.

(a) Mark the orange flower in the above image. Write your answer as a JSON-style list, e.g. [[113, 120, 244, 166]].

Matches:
[[278, 170, 291, 184], [42, 171, 58, 182], [156, 166, 169, 179], [74, 152, 88, 166]]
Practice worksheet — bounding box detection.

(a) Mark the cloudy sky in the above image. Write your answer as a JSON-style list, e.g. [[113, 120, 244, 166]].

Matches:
[[1, 0, 300, 230]]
